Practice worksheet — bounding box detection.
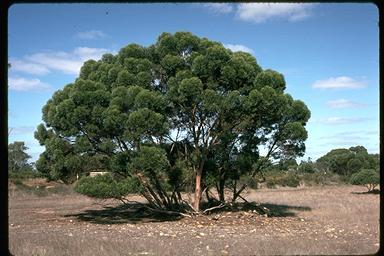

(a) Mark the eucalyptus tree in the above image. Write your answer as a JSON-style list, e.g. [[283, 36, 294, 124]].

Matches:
[[8, 141, 32, 173], [35, 32, 310, 212]]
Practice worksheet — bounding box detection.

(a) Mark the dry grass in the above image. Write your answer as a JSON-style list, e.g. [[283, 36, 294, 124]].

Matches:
[[9, 183, 380, 255]]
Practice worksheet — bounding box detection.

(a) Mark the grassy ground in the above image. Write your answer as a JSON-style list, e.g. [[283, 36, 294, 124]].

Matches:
[[8, 180, 380, 255]]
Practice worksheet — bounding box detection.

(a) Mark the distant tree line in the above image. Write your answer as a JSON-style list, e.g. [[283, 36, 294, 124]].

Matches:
[[261, 145, 379, 192]]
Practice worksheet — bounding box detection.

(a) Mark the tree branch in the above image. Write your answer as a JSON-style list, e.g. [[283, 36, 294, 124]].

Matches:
[[203, 203, 226, 214]]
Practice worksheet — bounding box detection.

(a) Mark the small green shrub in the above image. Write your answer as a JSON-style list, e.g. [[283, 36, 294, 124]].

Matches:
[[298, 162, 315, 173], [350, 169, 380, 192], [74, 174, 143, 199], [264, 171, 300, 188], [280, 173, 300, 187], [266, 179, 277, 189], [302, 172, 326, 186]]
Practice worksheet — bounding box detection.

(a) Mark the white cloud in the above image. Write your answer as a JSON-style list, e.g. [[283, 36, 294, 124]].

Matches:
[[312, 117, 370, 125], [25, 52, 82, 74], [236, 3, 314, 23], [9, 59, 50, 75], [202, 3, 234, 14], [11, 47, 111, 76], [74, 47, 110, 61], [319, 134, 368, 141], [312, 76, 366, 89], [76, 30, 106, 40], [326, 99, 367, 109], [9, 77, 51, 91], [224, 44, 254, 54]]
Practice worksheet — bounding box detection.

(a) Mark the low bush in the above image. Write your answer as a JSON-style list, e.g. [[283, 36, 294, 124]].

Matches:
[[74, 174, 143, 199], [350, 169, 380, 192], [264, 171, 300, 188], [302, 172, 326, 186], [280, 173, 300, 187], [266, 179, 277, 189]]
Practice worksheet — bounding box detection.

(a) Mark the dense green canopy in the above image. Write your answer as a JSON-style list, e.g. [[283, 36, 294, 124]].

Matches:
[[35, 32, 310, 211], [350, 169, 380, 192], [316, 146, 378, 176]]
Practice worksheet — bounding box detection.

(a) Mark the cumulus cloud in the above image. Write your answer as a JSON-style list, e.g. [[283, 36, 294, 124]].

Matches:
[[8, 77, 51, 91], [9, 59, 50, 76], [326, 99, 367, 109], [202, 3, 234, 14], [223, 44, 254, 54], [312, 76, 366, 89], [76, 30, 106, 40], [312, 117, 370, 125], [10, 47, 111, 76], [236, 3, 315, 23]]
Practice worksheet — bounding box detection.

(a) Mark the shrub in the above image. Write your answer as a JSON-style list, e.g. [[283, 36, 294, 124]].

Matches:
[[298, 161, 316, 173], [264, 171, 300, 188], [280, 173, 300, 187], [266, 179, 277, 189], [74, 174, 143, 199], [350, 169, 380, 192]]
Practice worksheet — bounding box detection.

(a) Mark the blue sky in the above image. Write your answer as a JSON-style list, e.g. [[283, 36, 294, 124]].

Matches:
[[8, 3, 379, 162]]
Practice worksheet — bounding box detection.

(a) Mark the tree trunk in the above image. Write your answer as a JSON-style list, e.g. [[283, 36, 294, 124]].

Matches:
[[193, 167, 202, 211], [232, 180, 237, 202], [219, 176, 225, 202]]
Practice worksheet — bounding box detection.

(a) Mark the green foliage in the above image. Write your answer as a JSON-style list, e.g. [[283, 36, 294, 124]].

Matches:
[[74, 174, 142, 199], [299, 162, 315, 173], [277, 158, 298, 171], [316, 146, 378, 177], [254, 69, 286, 92], [298, 158, 316, 173], [301, 171, 343, 186], [281, 173, 301, 187], [8, 141, 33, 173], [350, 169, 380, 192], [265, 180, 276, 189], [264, 171, 300, 188]]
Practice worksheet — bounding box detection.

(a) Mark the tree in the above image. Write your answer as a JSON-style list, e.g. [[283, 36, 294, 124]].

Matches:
[[8, 141, 32, 173], [316, 146, 378, 177], [350, 169, 380, 192], [35, 32, 310, 212], [298, 159, 316, 173]]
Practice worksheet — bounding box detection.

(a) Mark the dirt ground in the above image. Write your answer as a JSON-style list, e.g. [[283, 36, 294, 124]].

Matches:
[[8, 184, 380, 255]]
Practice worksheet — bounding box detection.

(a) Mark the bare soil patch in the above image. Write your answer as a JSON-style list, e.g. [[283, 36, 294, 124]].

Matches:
[[9, 184, 379, 255]]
